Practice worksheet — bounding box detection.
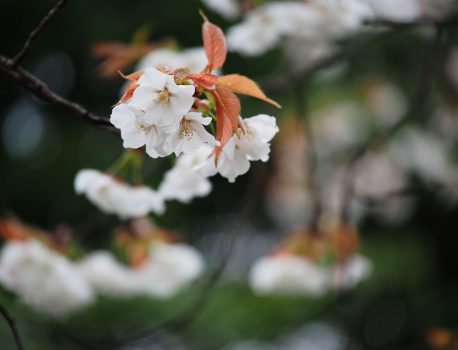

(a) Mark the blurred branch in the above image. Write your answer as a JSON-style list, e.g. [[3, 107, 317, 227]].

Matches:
[[339, 25, 448, 223], [0, 54, 118, 133], [0, 302, 26, 350], [12, 0, 69, 67], [294, 82, 321, 233]]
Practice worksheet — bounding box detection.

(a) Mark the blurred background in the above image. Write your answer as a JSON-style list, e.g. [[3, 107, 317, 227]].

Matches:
[[1, 0, 458, 349]]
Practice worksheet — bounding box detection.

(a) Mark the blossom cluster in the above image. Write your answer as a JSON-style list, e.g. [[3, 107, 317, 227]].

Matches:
[[0, 227, 204, 317], [201, 0, 456, 73], [75, 15, 280, 219], [249, 224, 372, 297]]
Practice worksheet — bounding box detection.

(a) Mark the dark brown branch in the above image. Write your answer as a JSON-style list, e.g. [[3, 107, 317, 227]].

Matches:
[[12, 0, 69, 66], [0, 302, 26, 350], [0, 54, 118, 133]]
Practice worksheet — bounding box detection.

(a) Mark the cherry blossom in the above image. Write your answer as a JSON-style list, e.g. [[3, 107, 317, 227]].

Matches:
[[129, 68, 195, 128], [249, 254, 329, 296], [200, 114, 278, 182], [0, 240, 94, 317], [78, 243, 205, 299], [331, 254, 373, 290], [201, 0, 240, 20], [159, 145, 213, 203], [74, 169, 164, 219], [164, 112, 217, 156], [110, 103, 171, 158], [136, 47, 208, 74]]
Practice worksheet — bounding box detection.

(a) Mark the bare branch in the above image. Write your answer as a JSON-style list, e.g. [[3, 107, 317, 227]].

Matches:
[[0, 302, 26, 350], [0, 54, 118, 134], [12, 0, 69, 66]]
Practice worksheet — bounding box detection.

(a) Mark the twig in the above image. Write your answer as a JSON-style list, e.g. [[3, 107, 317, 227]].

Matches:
[[12, 0, 69, 66], [0, 54, 118, 134], [294, 82, 321, 233], [0, 302, 26, 350]]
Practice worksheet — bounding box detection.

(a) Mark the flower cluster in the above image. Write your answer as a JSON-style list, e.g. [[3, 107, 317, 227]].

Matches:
[[226, 0, 373, 57], [75, 169, 164, 219], [0, 240, 94, 317], [75, 14, 280, 219], [77, 242, 204, 299], [0, 218, 205, 317], [249, 224, 372, 297]]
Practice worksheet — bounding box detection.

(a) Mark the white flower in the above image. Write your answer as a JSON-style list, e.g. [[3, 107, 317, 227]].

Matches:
[[227, 1, 372, 57], [159, 145, 213, 203], [201, 0, 240, 20], [227, 4, 285, 56], [367, 0, 421, 22], [200, 114, 279, 182], [110, 104, 170, 158], [331, 254, 372, 290], [137, 47, 208, 74], [134, 243, 205, 298], [129, 68, 195, 128], [74, 169, 164, 219], [164, 112, 217, 156], [78, 244, 205, 299], [249, 254, 329, 296], [0, 240, 94, 317], [76, 251, 140, 298], [389, 128, 457, 185]]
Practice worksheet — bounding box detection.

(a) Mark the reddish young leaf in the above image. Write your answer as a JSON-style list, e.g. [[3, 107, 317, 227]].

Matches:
[[0, 218, 29, 241], [201, 12, 227, 71], [212, 86, 241, 147], [115, 70, 143, 105], [217, 74, 282, 108], [186, 73, 218, 90]]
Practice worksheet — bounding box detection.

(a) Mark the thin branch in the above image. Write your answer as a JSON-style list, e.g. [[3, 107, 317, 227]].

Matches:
[[294, 82, 321, 233], [0, 54, 118, 134], [12, 0, 69, 66], [0, 302, 26, 350]]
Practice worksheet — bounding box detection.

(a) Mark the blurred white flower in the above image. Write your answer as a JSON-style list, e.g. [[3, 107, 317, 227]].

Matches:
[[354, 151, 407, 199], [201, 114, 279, 182], [227, 0, 372, 57], [137, 47, 208, 74], [389, 128, 458, 186], [129, 68, 195, 128], [363, 81, 407, 128], [0, 240, 94, 317], [249, 254, 329, 297], [159, 145, 213, 203], [74, 169, 164, 219], [331, 254, 372, 290], [78, 243, 204, 299], [311, 102, 369, 158], [164, 112, 217, 156], [135, 243, 205, 298], [202, 0, 240, 20], [367, 0, 421, 22], [227, 2, 313, 56], [76, 251, 140, 298]]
